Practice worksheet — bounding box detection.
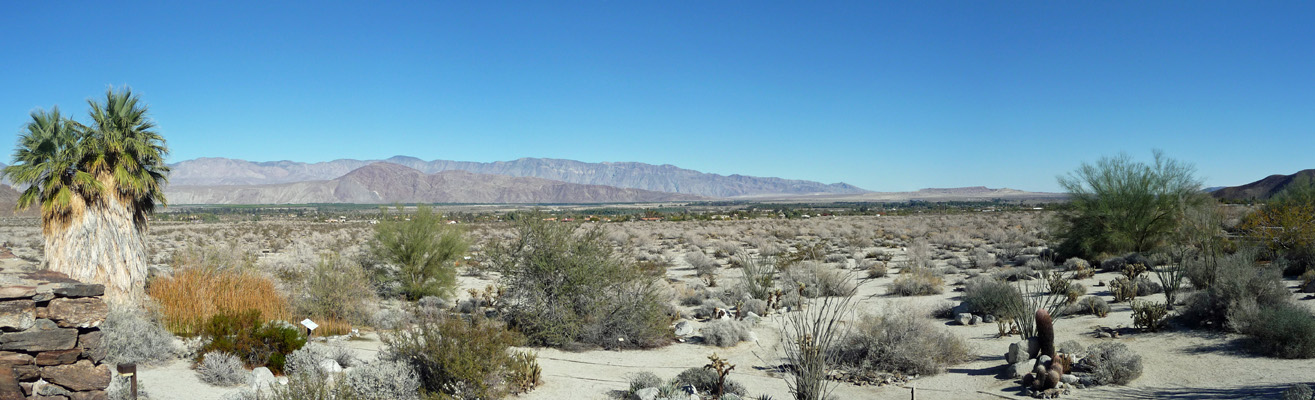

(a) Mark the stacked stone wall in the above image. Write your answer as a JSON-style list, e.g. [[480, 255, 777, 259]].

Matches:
[[0, 265, 111, 400]]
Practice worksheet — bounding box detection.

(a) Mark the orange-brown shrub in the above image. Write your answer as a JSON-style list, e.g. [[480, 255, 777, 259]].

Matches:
[[149, 266, 289, 336]]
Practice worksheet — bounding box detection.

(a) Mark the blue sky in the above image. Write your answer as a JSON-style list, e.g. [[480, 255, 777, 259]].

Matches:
[[1, 2, 1311, 192]]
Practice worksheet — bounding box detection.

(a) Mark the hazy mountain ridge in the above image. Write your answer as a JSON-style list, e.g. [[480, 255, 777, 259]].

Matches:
[[1212, 169, 1315, 202], [168, 156, 867, 197], [165, 163, 704, 204]]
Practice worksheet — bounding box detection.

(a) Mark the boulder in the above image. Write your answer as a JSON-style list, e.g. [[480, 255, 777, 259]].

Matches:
[[49, 284, 104, 299], [635, 387, 659, 400], [970, 315, 983, 325], [956, 313, 974, 326], [1006, 341, 1029, 364], [674, 321, 694, 336], [0, 300, 35, 331], [250, 367, 277, 394], [13, 365, 39, 381], [1006, 360, 1033, 379], [1061, 374, 1079, 385], [40, 360, 111, 392], [0, 319, 78, 351], [0, 367, 22, 400], [0, 352, 33, 365], [318, 359, 342, 375], [46, 298, 107, 328], [32, 379, 69, 397], [76, 332, 103, 364], [983, 314, 996, 323], [1302, 280, 1315, 294]]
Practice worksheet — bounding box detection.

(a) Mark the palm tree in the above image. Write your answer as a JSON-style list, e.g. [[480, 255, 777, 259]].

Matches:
[[3, 88, 169, 303]]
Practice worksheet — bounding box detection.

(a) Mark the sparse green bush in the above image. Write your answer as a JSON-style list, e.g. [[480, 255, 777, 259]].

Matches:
[[832, 310, 973, 376], [889, 268, 943, 296], [961, 277, 1022, 319], [383, 310, 537, 399], [673, 367, 746, 396], [296, 253, 377, 325], [100, 306, 179, 366], [702, 319, 753, 347], [687, 251, 717, 276], [370, 204, 469, 300], [198, 351, 249, 386], [1179, 251, 1290, 330], [780, 261, 856, 298], [1237, 303, 1315, 359], [196, 310, 306, 374], [1078, 342, 1143, 385], [490, 216, 670, 349]]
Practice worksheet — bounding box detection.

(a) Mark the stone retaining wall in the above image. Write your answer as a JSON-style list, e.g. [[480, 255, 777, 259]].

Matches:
[[0, 264, 111, 400]]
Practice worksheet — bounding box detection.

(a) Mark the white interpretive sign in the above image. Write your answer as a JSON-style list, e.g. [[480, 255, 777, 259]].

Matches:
[[301, 319, 319, 331]]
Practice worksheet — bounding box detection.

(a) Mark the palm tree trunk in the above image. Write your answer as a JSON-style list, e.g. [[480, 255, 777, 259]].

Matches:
[[44, 193, 147, 305]]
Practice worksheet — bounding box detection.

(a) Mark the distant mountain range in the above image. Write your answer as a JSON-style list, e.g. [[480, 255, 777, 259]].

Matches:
[[1212, 169, 1315, 202], [167, 156, 867, 198], [165, 163, 704, 204]]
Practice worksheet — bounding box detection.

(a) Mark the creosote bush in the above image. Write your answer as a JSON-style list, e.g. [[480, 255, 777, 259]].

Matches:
[[1236, 303, 1315, 359], [1077, 342, 1143, 386], [490, 216, 670, 349], [383, 310, 539, 399], [833, 309, 973, 376], [961, 277, 1022, 319]]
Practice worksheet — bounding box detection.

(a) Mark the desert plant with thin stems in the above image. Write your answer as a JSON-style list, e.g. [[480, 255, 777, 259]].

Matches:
[[148, 263, 289, 336], [738, 254, 778, 301], [371, 204, 468, 300], [777, 283, 858, 400]]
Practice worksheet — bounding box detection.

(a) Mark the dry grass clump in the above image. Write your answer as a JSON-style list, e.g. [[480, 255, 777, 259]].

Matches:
[[149, 264, 289, 336], [781, 261, 856, 298], [889, 267, 944, 296]]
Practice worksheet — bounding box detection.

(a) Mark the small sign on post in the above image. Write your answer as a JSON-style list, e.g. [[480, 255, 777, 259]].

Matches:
[[301, 318, 318, 338]]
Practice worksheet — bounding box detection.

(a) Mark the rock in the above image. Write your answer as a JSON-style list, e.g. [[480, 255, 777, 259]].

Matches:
[[0, 351, 33, 365], [1097, 331, 1113, 339], [13, 365, 39, 381], [0, 287, 35, 300], [250, 367, 277, 394], [1302, 280, 1315, 294], [0, 367, 22, 400], [1007, 360, 1033, 379], [744, 312, 761, 324], [34, 350, 81, 366], [0, 319, 78, 351], [50, 284, 104, 299], [970, 315, 983, 325], [76, 332, 103, 364], [318, 359, 343, 375], [956, 313, 973, 325], [32, 379, 69, 396], [1006, 341, 1028, 364], [40, 360, 111, 392], [1038, 355, 1052, 367], [1027, 337, 1041, 359], [0, 300, 35, 331], [68, 392, 107, 400], [748, 332, 759, 343], [983, 314, 996, 323], [1061, 374, 1079, 385], [46, 298, 107, 328], [674, 321, 694, 336], [635, 387, 659, 400]]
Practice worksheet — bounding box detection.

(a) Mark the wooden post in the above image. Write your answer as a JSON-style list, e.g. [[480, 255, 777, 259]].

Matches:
[[117, 363, 137, 400]]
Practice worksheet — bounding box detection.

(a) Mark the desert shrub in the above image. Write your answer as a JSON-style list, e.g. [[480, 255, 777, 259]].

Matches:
[[695, 299, 729, 320], [824, 254, 847, 263], [889, 268, 943, 296], [702, 319, 753, 347], [628, 371, 663, 395], [1064, 282, 1087, 304], [742, 298, 769, 316], [832, 310, 974, 376], [673, 367, 746, 396], [283, 342, 352, 377], [1241, 175, 1315, 275], [198, 351, 249, 386], [686, 251, 716, 275], [108, 374, 153, 400], [370, 204, 469, 300], [1077, 342, 1143, 385], [680, 287, 710, 307], [99, 306, 179, 366], [1109, 277, 1138, 303], [970, 248, 998, 269], [383, 310, 538, 399], [1179, 251, 1290, 330], [265, 369, 357, 400], [780, 261, 856, 298], [490, 217, 669, 349], [295, 252, 377, 326], [1284, 384, 1315, 400], [860, 260, 887, 278], [196, 310, 306, 374], [342, 358, 423, 400], [1062, 257, 1090, 272], [149, 262, 289, 336], [1130, 300, 1168, 332], [961, 277, 1022, 319], [738, 255, 778, 301], [373, 308, 411, 330], [1076, 296, 1110, 317], [1236, 303, 1315, 359], [991, 266, 1034, 282]]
